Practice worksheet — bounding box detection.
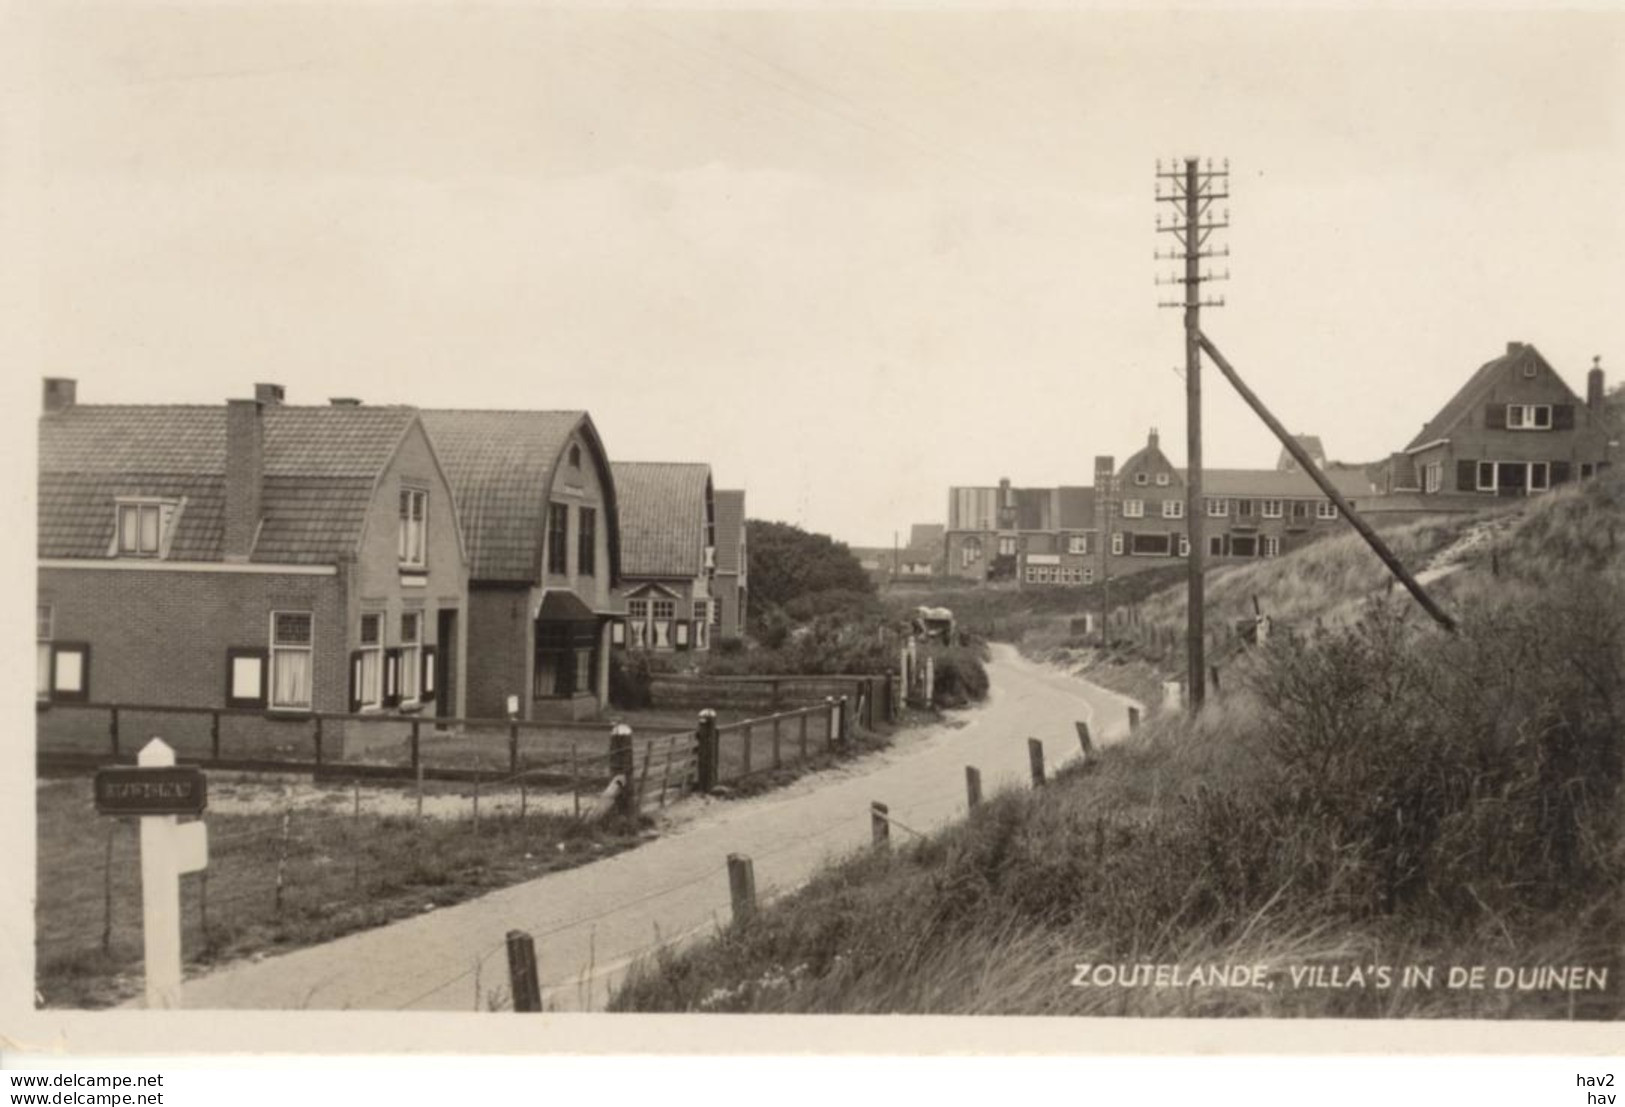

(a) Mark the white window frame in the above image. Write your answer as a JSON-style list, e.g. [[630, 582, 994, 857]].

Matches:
[[652, 599, 675, 649], [1155, 473, 1170, 486], [1082, 567, 1094, 584], [997, 536, 1017, 557], [399, 488, 428, 569], [1123, 499, 1145, 519], [1178, 534, 1190, 557], [1263, 536, 1281, 558], [1206, 498, 1228, 518], [399, 611, 422, 705], [1067, 535, 1088, 555], [1529, 461, 1550, 492], [1110, 532, 1124, 556], [1316, 500, 1339, 519], [113, 498, 179, 559], [1508, 404, 1552, 430], [1134, 472, 1148, 486], [1477, 461, 1497, 492], [1261, 499, 1283, 519], [358, 612, 383, 710], [1424, 463, 1441, 493], [1162, 499, 1184, 519], [269, 610, 314, 711]]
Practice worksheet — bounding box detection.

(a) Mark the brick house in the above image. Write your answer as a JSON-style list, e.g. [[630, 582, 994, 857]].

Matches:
[[1394, 342, 1613, 500], [946, 481, 1097, 584], [712, 489, 748, 641], [37, 380, 470, 754], [610, 462, 716, 653], [1103, 428, 1371, 573], [419, 410, 622, 721]]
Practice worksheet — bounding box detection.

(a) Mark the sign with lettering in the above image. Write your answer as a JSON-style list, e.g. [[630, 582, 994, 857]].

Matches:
[[94, 766, 207, 816]]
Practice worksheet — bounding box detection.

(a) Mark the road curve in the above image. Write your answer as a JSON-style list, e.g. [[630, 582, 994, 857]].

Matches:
[[176, 645, 1140, 1011]]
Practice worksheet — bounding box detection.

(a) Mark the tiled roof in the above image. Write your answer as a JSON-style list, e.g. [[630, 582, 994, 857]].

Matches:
[[612, 461, 712, 579], [713, 489, 746, 574], [420, 410, 618, 584], [40, 405, 418, 477], [1184, 467, 1373, 499], [38, 405, 418, 564], [1404, 343, 1575, 451]]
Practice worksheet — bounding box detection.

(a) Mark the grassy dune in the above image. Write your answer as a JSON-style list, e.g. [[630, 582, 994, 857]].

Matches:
[[611, 475, 1625, 1017]]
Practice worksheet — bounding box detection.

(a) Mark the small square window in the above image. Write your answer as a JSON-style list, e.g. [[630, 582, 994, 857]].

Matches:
[[1155, 473, 1170, 486]]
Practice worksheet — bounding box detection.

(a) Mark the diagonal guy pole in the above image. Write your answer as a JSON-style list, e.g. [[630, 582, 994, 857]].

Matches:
[[1194, 329, 1458, 633]]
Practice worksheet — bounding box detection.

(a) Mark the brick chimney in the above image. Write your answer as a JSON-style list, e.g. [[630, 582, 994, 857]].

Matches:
[[42, 377, 76, 413], [224, 398, 265, 560], [1507, 341, 1525, 356], [1588, 356, 1605, 410], [329, 397, 361, 407], [1147, 427, 1160, 451], [254, 382, 286, 405]]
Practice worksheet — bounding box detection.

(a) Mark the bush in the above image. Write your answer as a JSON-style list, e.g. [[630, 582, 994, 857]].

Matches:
[[609, 650, 653, 710], [1248, 575, 1625, 918], [929, 645, 990, 708]]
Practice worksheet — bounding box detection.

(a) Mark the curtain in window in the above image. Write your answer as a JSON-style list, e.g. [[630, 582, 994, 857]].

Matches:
[[272, 649, 312, 708]]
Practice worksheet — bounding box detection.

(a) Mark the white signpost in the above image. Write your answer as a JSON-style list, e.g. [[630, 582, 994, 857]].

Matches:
[[102, 738, 209, 1009]]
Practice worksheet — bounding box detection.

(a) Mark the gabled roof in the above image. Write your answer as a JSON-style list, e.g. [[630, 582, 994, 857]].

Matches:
[[713, 489, 746, 575], [612, 461, 712, 579], [420, 410, 620, 584], [1405, 342, 1576, 451], [38, 405, 421, 564], [1276, 435, 1326, 472]]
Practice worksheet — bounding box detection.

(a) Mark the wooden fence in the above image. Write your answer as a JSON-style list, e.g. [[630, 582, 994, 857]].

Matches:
[[644, 673, 892, 727]]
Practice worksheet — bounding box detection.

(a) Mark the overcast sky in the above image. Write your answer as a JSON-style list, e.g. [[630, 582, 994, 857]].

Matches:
[[19, 5, 1625, 546]]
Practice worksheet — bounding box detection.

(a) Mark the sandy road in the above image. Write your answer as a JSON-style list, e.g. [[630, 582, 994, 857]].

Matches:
[[176, 645, 1139, 1011]]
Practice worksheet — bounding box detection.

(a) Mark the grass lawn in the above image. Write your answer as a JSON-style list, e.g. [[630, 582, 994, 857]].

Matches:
[[35, 775, 650, 1009]]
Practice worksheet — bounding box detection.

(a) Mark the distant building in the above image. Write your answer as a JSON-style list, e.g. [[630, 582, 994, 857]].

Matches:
[[712, 489, 748, 640], [611, 462, 716, 653], [945, 480, 1097, 584], [1377, 342, 1613, 503], [38, 381, 471, 754]]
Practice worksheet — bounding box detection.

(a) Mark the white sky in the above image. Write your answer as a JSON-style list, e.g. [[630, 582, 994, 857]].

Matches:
[[17, 4, 1625, 545]]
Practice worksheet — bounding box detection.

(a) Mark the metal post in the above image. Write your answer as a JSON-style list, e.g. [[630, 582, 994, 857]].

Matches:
[[610, 722, 635, 818], [695, 709, 718, 793]]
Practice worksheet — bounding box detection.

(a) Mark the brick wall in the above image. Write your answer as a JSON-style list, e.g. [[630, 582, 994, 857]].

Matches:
[[464, 584, 529, 720]]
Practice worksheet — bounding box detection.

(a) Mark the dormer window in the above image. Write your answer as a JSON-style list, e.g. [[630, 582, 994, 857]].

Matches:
[[113, 498, 179, 558], [569, 444, 582, 469], [1134, 473, 1149, 486]]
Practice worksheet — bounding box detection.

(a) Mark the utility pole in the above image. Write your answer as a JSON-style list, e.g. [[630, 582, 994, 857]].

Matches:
[[1093, 454, 1114, 647], [1157, 156, 1229, 711]]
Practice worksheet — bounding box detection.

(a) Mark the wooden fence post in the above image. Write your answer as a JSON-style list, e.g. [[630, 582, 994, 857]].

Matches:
[[1028, 738, 1045, 787], [741, 722, 753, 776], [825, 696, 837, 749], [505, 929, 542, 1013], [658, 736, 674, 807], [415, 755, 425, 824], [609, 723, 635, 817], [638, 740, 653, 811], [1209, 665, 1221, 694], [871, 801, 889, 848], [1128, 705, 1141, 732], [771, 715, 782, 769], [508, 719, 520, 776], [109, 706, 120, 759], [695, 710, 718, 793], [472, 771, 482, 835], [799, 710, 809, 761], [570, 743, 581, 819], [837, 696, 849, 749], [210, 711, 221, 762], [1075, 721, 1093, 756], [274, 805, 291, 914], [965, 766, 982, 810], [727, 853, 757, 924], [312, 715, 324, 775], [102, 824, 116, 953], [351, 780, 362, 893]]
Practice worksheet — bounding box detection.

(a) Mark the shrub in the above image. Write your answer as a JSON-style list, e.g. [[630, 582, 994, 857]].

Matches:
[[929, 645, 990, 708], [609, 650, 653, 709]]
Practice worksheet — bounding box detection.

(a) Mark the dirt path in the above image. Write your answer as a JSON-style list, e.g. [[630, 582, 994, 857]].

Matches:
[[174, 646, 1139, 1011]]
